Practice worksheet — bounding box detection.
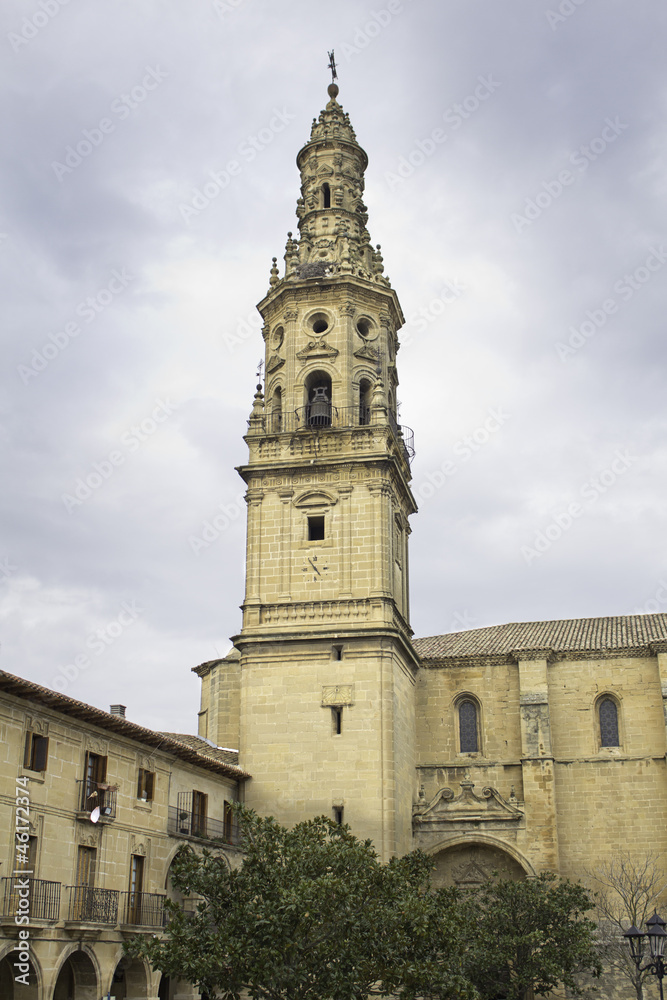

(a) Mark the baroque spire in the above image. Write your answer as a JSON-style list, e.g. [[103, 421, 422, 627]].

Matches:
[[272, 80, 390, 288]]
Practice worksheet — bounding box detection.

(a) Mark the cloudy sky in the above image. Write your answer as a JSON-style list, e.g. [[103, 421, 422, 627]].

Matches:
[[2, 0, 666, 734]]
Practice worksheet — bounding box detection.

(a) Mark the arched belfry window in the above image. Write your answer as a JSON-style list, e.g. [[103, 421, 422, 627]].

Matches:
[[304, 370, 333, 427], [270, 386, 282, 433], [359, 379, 372, 425], [599, 697, 620, 747], [458, 700, 479, 753], [322, 183, 331, 208]]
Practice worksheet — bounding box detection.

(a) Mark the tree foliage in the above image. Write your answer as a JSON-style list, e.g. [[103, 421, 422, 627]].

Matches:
[[586, 851, 667, 1000], [128, 808, 603, 1000], [128, 807, 473, 1000], [461, 873, 601, 1000]]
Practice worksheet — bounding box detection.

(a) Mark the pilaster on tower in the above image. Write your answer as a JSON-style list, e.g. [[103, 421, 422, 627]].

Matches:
[[227, 78, 419, 858]]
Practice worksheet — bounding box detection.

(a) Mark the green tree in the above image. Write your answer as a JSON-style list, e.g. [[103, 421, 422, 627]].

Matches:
[[128, 807, 474, 1000], [461, 873, 601, 1000]]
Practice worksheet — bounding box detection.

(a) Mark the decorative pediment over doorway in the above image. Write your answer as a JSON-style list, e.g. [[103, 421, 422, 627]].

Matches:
[[412, 781, 523, 826]]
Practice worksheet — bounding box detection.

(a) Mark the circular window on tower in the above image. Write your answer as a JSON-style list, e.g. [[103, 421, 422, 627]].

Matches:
[[307, 312, 331, 336], [355, 316, 378, 341], [271, 325, 284, 350]]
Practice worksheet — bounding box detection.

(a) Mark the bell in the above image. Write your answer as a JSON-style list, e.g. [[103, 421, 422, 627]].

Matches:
[[309, 385, 331, 426]]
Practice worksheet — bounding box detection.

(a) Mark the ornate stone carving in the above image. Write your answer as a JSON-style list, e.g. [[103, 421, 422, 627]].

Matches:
[[25, 716, 48, 736], [412, 781, 523, 826], [296, 336, 339, 362], [266, 354, 285, 374]]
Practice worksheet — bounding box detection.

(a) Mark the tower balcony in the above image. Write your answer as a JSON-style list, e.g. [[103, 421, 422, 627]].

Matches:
[[250, 405, 414, 465]]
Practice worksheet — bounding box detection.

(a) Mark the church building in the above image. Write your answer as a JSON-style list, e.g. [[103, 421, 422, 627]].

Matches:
[[195, 77, 667, 890]]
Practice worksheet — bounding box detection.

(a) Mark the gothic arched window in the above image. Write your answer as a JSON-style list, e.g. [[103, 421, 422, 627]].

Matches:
[[599, 697, 620, 747], [458, 700, 479, 753]]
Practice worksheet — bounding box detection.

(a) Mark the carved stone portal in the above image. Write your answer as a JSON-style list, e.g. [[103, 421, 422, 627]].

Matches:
[[431, 842, 527, 889]]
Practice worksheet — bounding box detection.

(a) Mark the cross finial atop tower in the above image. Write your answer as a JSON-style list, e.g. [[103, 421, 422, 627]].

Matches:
[[327, 50, 339, 100], [328, 50, 337, 83]]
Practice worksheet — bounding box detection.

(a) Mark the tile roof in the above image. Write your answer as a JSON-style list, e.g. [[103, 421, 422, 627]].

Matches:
[[158, 732, 239, 767], [413, 613, 667, 660], [0, 671, 250, 780]]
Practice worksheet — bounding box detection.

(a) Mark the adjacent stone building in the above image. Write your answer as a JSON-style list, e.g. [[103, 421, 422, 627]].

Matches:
[[0, 671, 248, 1000]]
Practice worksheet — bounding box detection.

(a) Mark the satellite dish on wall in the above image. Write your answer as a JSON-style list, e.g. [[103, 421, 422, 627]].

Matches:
[[90, 806, 100, 824]]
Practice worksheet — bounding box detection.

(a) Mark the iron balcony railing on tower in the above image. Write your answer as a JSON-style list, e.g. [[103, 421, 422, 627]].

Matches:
[[259, 405, 415, 463], [1, 877, 61, 921]]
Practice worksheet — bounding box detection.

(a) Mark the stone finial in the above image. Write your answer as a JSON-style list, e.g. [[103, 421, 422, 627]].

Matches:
[[370, 377, 387, 425], [372, 244, 385, 276], [284, 232, 299, 277], [247, 382, 265, 435], [269, 257, 280, 287]]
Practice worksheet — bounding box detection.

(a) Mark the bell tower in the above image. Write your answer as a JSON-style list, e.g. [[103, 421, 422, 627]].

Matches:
[[201, 78, 419, 858]]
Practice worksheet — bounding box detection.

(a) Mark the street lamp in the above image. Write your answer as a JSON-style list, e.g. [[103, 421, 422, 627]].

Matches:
[[624, 911, 667, 1000]]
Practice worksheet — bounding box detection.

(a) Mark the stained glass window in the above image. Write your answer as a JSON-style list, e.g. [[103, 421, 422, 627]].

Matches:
[[599, 698, 619, 747], [459, 700, 478, 753]]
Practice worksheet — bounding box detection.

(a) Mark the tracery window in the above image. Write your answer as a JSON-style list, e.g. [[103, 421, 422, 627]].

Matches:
[[599, 697, 620, 747], [459, 700, 479, 753]]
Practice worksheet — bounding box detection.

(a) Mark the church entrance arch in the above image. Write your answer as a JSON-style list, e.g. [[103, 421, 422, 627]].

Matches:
[[429, 836, 534, 889]]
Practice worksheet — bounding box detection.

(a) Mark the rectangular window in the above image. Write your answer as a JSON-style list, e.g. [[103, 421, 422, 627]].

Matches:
[[137, 768, 155, 801], [223, 801, 234, 844], [333, 807, 344, 825], [83, 751, 108, 812], [24, 733, 49, 772], [27, 835, 38, 874], [308, 515, 325, 541], [332, 707, 343, 735], [128, 854, 145, 924], [192, 791, 208, 838], [76, 845, 97, 887]]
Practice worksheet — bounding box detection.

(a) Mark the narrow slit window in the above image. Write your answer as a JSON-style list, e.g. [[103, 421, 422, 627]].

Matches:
[[308, 515, 325, 541], [322, 183, 331, 208], [333, 806, 343, 825], [333, 645, 343, 661], [332, 707, 343, 735], [599, 698, 620, 747], [459, 700, 479, 753]]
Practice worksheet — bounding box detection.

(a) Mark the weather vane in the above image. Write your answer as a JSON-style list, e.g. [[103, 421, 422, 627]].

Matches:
[[328, 50, 337, 84], [256, 359, 264, 388]]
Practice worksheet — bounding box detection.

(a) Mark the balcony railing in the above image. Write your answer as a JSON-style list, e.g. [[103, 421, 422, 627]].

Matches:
[[1, 877, 61, 921], [118, 891, 166, 927], [167, 805, 241, 846], [67, 885, 119, 923], [257, 405, 414, 462], [77, 779, 117, 820]]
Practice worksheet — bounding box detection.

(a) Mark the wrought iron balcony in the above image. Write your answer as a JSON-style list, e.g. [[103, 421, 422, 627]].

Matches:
[[119, 891, 166, 927], [256, 405, 414, 462], [167, 804, 241, 845], [77, 779, 117, 820], [1, 877, 61, 921], [67, 885, 119, 923]]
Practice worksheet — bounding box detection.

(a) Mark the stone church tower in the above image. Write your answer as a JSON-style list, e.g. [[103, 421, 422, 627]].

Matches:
[[196, 81, 419, 859]]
